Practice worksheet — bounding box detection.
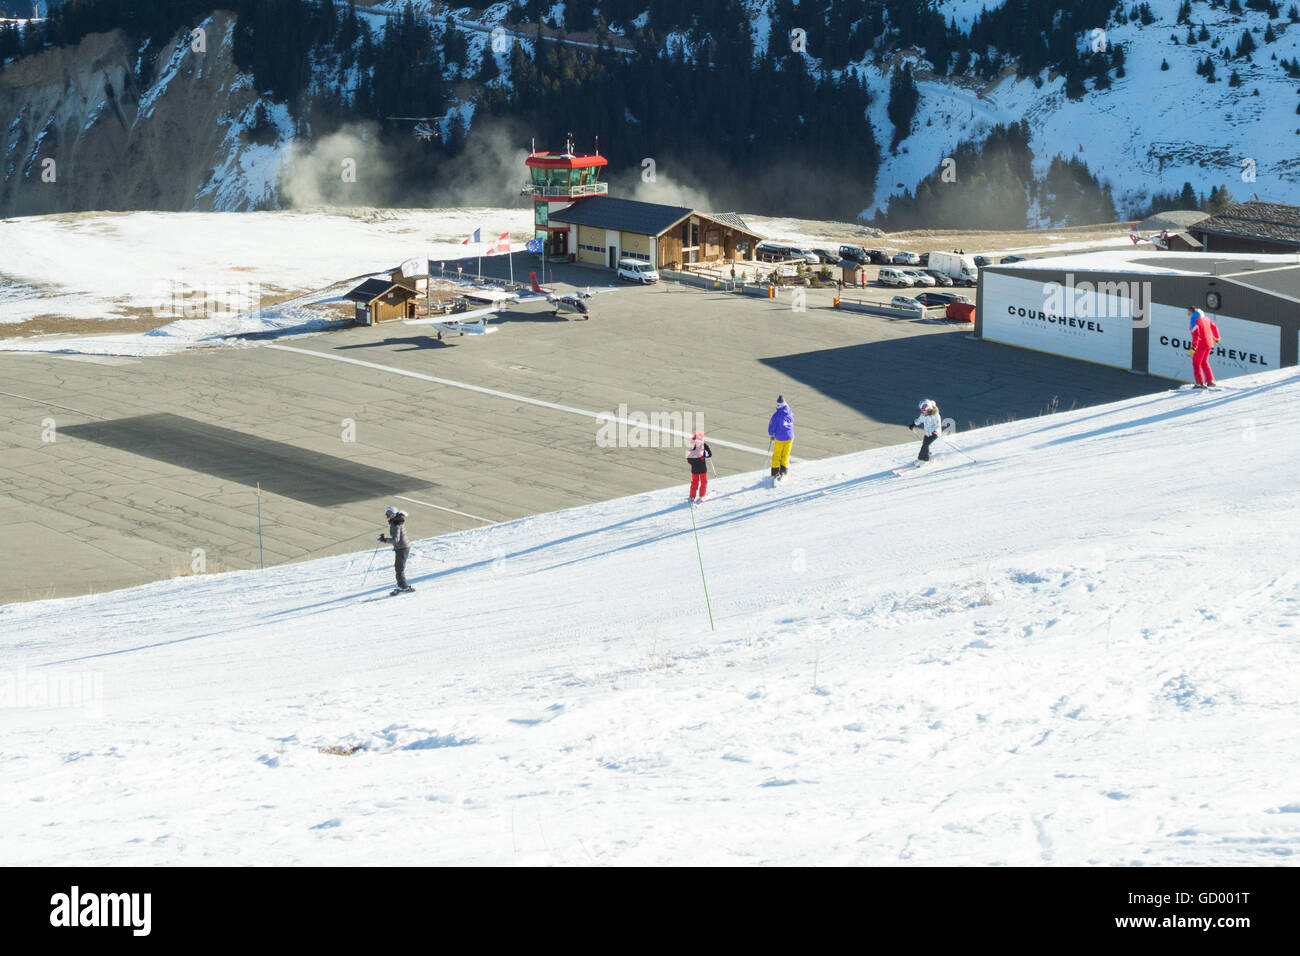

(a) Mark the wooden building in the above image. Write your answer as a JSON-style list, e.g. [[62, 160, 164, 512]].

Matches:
[[344, 277, 419, 325], [1189, 200, 1300, 254], [548, 196, 761, 270]]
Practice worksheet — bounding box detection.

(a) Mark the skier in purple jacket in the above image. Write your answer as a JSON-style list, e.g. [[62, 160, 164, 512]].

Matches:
[[768, 395, 794, 480]]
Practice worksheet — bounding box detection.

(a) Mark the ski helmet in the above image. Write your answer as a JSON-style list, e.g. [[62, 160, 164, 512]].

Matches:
[[918, 399, 930, 411], [776, 394, 786, 406], [692, 430, 704, 441], [385, 506, 397, 517]]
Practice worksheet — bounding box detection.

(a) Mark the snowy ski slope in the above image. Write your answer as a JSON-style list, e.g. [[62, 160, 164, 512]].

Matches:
[[2, 366, 1299, 864]]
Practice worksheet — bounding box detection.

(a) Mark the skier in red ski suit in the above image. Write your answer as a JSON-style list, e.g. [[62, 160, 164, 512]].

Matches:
[[1187, 307, 1221, 387], [686, 431, 712, 502]]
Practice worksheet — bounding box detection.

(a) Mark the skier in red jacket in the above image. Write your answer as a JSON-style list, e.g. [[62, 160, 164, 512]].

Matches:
[[1187, 307, 1221, 387]]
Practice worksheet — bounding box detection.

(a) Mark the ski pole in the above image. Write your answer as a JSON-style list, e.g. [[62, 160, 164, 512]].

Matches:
[[361, 541, 379, 587], [688, 501, 715, 632]]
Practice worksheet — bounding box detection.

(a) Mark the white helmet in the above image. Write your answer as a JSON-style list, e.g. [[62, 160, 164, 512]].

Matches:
[[918, 399, 933, 411]]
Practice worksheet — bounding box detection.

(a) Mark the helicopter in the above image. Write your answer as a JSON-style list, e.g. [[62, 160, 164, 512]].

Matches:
[[385, 115, 448, 142]]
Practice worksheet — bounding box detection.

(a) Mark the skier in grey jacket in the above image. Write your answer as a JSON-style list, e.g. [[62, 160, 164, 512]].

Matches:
[[378, 506, 412, 592]]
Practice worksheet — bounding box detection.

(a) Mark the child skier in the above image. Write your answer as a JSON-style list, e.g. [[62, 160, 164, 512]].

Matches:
[[912, 399, 942, 463], [378, 506, 413, 595], [768, 395, 794, 482], [686, 430, 712, 502], [1187, 307, 1221, 387]]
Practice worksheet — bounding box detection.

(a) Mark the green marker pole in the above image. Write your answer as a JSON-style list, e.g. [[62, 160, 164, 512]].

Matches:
[[689, 501, 715, 631]]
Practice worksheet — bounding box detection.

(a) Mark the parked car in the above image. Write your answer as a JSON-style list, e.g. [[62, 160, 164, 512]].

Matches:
[[866, 249, 891, 264], [755, 241, 786, 262], [877, 267, 913, 287], [838, 244, 870, 264], [914, 291, 967, 307], [812, 248, 842, 265], [1000, 255, 1026, 264], [789, 246, 821, 264], [923, 269, 954, 286], [891, 295, 924, 311], [616, 257, 659, 284], [892, 251, 921, 265], [903, 269, 935, 287], [918, 252, 930, 266], [973, 255, 992, 268]]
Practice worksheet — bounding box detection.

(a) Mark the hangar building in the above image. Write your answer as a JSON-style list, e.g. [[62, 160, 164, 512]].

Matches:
[[976, 250, 1300, 383]]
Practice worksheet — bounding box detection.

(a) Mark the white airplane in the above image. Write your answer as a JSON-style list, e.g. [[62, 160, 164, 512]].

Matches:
[[402, 303, 501, 340], [1130, 226, 1171, 250], [525, 271, 618, 318]]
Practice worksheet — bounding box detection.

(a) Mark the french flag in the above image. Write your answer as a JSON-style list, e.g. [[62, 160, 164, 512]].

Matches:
[[462, 228, 481, 245], [486, 232, 510, 256]]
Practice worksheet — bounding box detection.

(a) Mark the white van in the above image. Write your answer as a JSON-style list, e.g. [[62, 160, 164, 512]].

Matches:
[[617, 258, 659, 284], [878, 267, 913, 288]]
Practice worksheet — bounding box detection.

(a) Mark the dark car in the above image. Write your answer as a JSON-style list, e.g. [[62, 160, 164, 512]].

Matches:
[[923, 269, 954, 287], [1000, 255, 1026, 264], [915, 291, 970, 307], [973, 255, 992, 268], [812, 248, 842, 265], [918, 252, 930, 266], [838, 244, 869, 263]]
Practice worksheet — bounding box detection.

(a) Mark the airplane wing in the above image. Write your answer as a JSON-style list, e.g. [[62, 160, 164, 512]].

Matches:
[[576, 285, 620, 298], [400, 306, 496, 329], [462, 288, 519, 305]]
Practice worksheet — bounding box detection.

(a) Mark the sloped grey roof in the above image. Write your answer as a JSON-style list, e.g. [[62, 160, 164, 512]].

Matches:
[[344, 278, 417, 304], [548, 196, 694, 235], [1189, 200, 1300, 246], [705, 211, 752, 231]]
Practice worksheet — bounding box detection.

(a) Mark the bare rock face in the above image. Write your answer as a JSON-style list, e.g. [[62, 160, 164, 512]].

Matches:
[[0, 12, 277, 217]]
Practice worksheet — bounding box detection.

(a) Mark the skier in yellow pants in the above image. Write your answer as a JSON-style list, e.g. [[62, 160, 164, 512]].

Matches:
[[768, 395, 794, 483]]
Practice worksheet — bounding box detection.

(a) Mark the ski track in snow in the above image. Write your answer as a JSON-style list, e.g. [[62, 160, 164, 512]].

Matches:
[[2, 367, 1299, 864]]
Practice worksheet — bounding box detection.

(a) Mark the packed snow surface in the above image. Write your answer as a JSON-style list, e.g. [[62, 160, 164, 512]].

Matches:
[[3, 366, 1299, 864]]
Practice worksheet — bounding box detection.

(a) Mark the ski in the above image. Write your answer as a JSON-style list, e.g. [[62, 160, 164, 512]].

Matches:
[[390, 586, 416, 596]]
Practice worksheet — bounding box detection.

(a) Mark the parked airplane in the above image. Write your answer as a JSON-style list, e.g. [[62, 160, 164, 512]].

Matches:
[[526, 272, 618, 318], [1130, 226, 1171, 250], [402, 303, 501, 340]]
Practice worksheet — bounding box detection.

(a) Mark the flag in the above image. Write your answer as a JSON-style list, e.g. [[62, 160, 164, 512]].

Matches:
[[400, 256, 426, 277], [462, 229, 481, 245], [485, 232, 510, 256], [525, 238, 542, 254]]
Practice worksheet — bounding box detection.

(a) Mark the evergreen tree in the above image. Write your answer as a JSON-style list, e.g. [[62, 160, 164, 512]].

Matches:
[[887, 62, 919, 151]]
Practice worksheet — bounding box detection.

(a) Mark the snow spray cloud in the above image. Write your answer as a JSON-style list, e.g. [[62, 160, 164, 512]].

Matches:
[[433, 118, 532, 209], [596, 404, 705, 448], [1041, 273, 1151, 328], [280, 123, 396, 208]]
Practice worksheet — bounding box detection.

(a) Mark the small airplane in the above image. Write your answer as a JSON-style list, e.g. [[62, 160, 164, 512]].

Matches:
[[401, 302, 501, 340], [385, 115, 448, 142], [526, 271, 618, 318], [1130, 226, 1171, 250]]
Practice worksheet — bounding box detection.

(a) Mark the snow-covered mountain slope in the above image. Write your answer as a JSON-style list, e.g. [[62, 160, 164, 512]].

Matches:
[[3, 366, 1299, 865], [865, 0, 1300, 216], [6, 0, 1297, 221]]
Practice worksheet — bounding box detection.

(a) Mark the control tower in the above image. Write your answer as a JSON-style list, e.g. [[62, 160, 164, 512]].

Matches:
[[521, 134, 608, 259]]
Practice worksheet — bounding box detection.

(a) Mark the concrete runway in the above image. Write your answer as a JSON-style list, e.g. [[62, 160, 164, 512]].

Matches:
[[0, 271, 1169, 604]]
